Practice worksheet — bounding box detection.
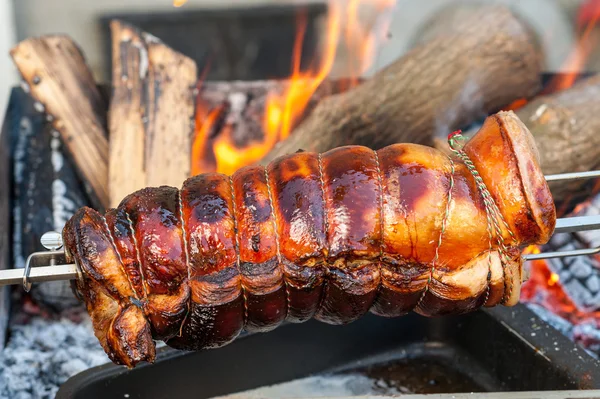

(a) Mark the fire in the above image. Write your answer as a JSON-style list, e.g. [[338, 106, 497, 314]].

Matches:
[[523, 245, 541, 255], [504, 3, 600, 112], [544, 2, 600, 93], [547, 272, 560, 286], [190, 105, 222, 176], [343, 0, 396, 85], [191, 0, 396, 176], [173, 0, 187, 7], [522, 259, 578, 319]]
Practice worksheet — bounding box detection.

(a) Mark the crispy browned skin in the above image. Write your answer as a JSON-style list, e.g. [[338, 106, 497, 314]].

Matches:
[[63, 111, 556, 367]]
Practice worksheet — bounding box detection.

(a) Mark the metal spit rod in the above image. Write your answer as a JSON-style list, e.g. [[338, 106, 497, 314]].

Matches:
[[2, 170, 600, 290]]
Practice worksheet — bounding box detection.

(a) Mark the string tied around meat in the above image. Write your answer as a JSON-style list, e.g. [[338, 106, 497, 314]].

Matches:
[[447, 130, 517, 304]]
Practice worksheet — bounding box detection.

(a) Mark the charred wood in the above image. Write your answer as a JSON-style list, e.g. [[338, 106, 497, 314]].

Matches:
[[7, 88, 89, 311], [193, 78, 360, 174]]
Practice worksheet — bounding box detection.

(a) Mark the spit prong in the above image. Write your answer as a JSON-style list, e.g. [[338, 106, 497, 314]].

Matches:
[[522, 246, 600, 261], [521, 170, 600, 261], [553, 215, 600, 234], [0, 264, 78, 287], [22, 231, 64, 292], [544, 170, 600, 182]]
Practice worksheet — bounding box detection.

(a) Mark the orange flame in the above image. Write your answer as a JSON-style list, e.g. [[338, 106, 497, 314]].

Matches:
[[344, 0, 395, 83], [506, 5, 600, 112], [173, 0, 187, 7], [191, 0, 396, 176], [191, 105, 222, 176], [264, 5, 341, 143], [545, 6, 600, 93]]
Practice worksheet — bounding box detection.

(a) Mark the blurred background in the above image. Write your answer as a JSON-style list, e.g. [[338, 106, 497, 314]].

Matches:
[[0, 0, 599, 128]]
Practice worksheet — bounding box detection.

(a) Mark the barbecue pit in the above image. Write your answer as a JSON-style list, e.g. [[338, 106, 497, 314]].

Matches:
[[2, 1, 600, 398]]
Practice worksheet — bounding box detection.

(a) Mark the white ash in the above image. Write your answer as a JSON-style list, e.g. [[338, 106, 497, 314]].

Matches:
[[0, 313, 108, 399], [50, 132, 77, 231], [212, 373, 404, 399], [526, 303, 574, 339], [49, 134, 75, 231], [544, 215, 600, 313], [19, 81, 30, 94], [12, 117, 35, 269]]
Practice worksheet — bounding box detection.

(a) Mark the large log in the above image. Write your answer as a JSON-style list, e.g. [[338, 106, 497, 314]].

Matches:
[[516, 76, 600, 204], [109, 21, 197, 207], [11, 36, 109, 210], [261, 5, 541, 163]]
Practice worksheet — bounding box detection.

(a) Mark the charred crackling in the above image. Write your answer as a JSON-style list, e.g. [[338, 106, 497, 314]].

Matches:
[[63, 111, 556, 367]]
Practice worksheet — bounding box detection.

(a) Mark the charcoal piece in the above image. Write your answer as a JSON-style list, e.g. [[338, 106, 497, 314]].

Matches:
[[548, 232, 572, 248], [559, 270, 573, 284], [8, 87, 90, 311], [577, 228, 600, 249], [569, 257, 593, 279], [564, 279, 595, 310], [586, 275, 600, 294]]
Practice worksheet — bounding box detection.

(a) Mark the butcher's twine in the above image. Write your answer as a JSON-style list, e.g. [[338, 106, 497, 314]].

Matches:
[[448, 130, 517, 304]]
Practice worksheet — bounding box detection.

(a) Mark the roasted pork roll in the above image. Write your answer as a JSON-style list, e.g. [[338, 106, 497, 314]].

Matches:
[[63, 111, 556, 367]]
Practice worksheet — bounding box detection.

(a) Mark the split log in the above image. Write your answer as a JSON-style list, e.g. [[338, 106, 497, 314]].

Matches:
[[109, 20, 197, 207], [193, 78, 361, 174], [6, 88, 88, 311], [11, 36, 109, 210], [516, 76, 600, 204], [261, 5, 542, 163]]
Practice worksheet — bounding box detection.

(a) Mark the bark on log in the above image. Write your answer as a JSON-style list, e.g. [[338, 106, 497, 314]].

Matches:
[[109, 21, 197, 207], [516, 76, 600, 204], [261, 5, 541, 163], [10, 36, 109, 210]]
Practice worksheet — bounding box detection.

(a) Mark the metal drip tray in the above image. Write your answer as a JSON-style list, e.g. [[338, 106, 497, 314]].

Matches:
[[57, 304, 600, 398]]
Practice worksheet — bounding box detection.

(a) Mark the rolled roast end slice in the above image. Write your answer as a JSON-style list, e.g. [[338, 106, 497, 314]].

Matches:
[[64, 207, 156, 367], [464, 111, 556, 245]]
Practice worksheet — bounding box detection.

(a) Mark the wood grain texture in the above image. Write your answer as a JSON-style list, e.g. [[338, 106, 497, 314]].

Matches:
[[109, 21, 197, 207], [261, 5, 542, 163], [10, 36, 109, 209]]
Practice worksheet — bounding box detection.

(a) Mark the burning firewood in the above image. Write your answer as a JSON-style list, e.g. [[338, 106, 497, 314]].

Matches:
[[109, 21, 197, 208], [261, 5, 542, 163], [10, 36, 109, 210], [193, 78, 360, 175], [516, 76, 600, 204]]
